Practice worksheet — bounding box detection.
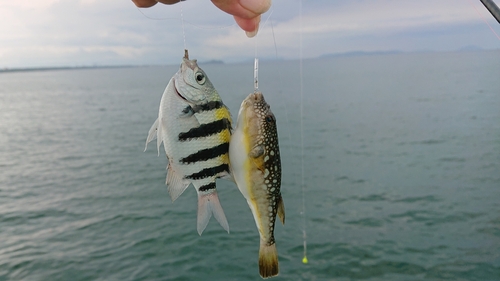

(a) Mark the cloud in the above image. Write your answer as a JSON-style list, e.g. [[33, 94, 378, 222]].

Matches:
[[196, 0, 499, 61], [0, 0, 61, 9], [0, 0, 499, 68]]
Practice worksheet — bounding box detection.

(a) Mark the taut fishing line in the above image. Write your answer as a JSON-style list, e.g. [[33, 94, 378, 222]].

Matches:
[[264, 3, 308, 265], [269, 17, 293, 160], [255, 6, 308, 265], [136, 8, 236, 30], [179, 2, 187, 51], [253, 9, 275, 92], [299, 0, 308, 265]]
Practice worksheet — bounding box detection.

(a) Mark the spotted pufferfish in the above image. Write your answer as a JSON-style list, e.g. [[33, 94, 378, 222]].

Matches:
[[229, 91, 285, 279]]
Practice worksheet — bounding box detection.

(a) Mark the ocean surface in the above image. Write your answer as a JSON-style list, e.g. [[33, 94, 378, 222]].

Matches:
[[1, 50, 499, 281]]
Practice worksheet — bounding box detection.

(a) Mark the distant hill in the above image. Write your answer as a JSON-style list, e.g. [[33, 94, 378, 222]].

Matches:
[[200, 59, 224, 65], [456, 45, 484, 52], [319, 50, 402, 58], [0, 65, 135, 73]]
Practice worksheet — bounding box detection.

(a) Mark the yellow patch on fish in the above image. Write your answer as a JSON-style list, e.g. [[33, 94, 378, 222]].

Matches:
[[217, 128, 231, 143], [252, 157, 265, 172], [215, 107, 231, 122]]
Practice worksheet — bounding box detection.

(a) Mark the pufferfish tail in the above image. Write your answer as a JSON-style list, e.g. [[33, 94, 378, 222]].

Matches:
[[258, 241, 279, 279]]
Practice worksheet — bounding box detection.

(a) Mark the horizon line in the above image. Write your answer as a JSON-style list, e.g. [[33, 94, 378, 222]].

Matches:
[[1, 48, 497, 74]]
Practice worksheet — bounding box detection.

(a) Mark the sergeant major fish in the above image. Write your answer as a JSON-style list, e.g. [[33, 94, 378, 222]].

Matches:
[[145, 51, 232, 235], [229, 92, 285, 278]]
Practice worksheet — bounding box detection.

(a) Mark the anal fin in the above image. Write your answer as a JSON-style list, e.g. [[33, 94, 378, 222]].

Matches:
[[166, 163, 190, 201]]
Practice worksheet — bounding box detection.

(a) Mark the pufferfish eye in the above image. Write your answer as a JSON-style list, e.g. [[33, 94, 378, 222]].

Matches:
[[265, 115, 274, 123], [195, 71, 206, 85]]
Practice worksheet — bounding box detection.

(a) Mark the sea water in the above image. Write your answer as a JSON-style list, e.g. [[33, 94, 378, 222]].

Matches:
[[1, 50, 499, 280]]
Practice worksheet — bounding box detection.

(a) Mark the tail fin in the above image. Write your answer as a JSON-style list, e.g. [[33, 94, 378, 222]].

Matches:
[[197, 192, 229, 235], [259, 242, 279, 278]]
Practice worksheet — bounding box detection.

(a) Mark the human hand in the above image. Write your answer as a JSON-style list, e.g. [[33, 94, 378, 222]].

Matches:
[[132, 0, 271, 38]]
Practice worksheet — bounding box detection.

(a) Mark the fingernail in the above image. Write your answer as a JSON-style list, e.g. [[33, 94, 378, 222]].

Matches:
[[246, 29, 258, 38]]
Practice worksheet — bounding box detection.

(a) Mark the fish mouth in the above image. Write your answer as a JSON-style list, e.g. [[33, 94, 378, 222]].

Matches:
[[244, 91, 269, 111], [243, 92, 264, 108], [249, 92, 264, 103]]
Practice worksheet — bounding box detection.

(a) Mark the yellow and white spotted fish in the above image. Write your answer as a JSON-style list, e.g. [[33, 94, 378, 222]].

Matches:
[[145, 51, 232, 235], [229, 92, 285, 278]]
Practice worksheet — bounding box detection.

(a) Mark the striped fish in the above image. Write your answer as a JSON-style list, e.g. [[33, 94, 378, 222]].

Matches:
[[229, 92, 285, 279], [145, 51, 232, 235]]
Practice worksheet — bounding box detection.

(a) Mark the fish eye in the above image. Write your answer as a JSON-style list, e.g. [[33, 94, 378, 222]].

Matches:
[[195, 72, 206, 85], [265, 115, 274, 123]]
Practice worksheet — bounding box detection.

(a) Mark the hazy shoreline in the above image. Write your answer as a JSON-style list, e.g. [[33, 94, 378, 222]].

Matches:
[[1, 48, 497, 74]]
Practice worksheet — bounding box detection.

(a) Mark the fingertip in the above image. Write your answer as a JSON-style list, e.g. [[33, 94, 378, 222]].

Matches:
[[246, 29, 258, 38], [157, 0, 183, 4], [234, 16, 260, 37], [132, 0, 158, 8]]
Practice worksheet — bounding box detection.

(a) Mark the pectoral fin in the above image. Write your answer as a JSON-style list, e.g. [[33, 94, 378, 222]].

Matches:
[[180, 105, 194, 117], [145, 118, 159, 153], [250, 145, 265, 172], [250, 145, 265, 158], [166, 163, 190, 202]]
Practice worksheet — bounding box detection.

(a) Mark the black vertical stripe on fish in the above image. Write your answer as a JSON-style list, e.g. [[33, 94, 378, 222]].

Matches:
[[178, 118, 230, 141], [191, 101, 224, 113], [179, 142, 230, 164], [198, 182, 216, 192], [181, 106, 194, 117], [185, 164, 230, 180]]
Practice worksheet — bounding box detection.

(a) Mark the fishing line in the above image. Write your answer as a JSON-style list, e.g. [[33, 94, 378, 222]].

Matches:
[[467, 0, 500, 40], [136, 8, 236, 30], [269, 17, 293, 157], [267, 12, 305, 266], [179, 2, 187, 51], [262, 7, 306, 265], [253, 9, 275, 92], [298, 0, 308, 265], [262, 0, 309, 266], [254, 58, 259, 92], [260, 9, 274, 30], [255, 8, 294, 183], [253, 13, 259, 94]]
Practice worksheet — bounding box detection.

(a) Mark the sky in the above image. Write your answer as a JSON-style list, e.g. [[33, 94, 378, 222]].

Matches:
[[1, 0, 499, 68]]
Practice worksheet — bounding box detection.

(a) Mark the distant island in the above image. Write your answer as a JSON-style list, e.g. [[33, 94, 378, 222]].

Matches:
[[2, 47, 495, 74], [0, 65, 136, 74], [319, 50, 403, 58], [200, 60, 224, 65], [319, 46, 487, 59]]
